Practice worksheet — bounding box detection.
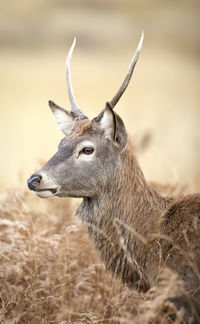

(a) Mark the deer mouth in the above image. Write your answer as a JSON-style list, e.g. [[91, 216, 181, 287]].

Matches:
[[35, 188, 57, 198]]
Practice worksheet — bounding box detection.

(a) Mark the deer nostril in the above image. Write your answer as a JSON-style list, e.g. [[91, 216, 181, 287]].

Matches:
[[27, 175, 42, 191]]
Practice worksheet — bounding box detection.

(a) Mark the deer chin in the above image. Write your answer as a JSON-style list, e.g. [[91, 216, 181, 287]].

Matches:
[[35, 188, 57, 198]]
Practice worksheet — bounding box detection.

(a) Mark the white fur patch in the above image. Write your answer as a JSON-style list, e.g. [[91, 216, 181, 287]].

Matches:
[[76, 140, 95, 162], [35, 172, 58, 198], [38, 172, 57, 190], [99, 109, 113, 139], [35, 190, 54, 198], [53, 109, 74, 135], [78, 152, 95, 162]]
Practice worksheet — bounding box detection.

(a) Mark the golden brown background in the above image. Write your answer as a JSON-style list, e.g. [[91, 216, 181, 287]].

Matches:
[[0, 0, 200, 193]]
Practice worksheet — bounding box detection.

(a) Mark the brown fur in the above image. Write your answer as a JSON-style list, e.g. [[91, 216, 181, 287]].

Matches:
[[77, 138, 200, 322], [70, 119, 96, 138], [28, 103, 200, 323]]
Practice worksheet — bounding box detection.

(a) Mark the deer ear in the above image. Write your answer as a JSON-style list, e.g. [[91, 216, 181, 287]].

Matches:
[[95, 102, 128, 149], [97, 102, 117, 141], [48, 100, 74, 135]]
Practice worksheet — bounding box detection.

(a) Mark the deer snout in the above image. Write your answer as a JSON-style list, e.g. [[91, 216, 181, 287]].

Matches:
[[27, 174, 42, 191], [27, 172, 58, 198]]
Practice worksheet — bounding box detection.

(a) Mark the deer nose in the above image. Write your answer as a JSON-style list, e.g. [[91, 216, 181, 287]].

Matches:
[[27, 175, 42, 191]]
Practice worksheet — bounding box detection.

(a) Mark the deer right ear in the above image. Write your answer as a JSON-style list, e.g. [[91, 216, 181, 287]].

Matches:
[[97, 103, 117, 141], [48, 100, 75, 135], [94, 102, 128, 150]]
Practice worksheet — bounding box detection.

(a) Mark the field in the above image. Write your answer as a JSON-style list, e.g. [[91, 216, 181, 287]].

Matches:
[[0, 0, 200, 323], [1, 184, 197, 323]]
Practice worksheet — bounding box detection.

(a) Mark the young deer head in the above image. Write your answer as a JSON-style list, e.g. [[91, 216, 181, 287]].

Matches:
[[27, 33, 144, 199]]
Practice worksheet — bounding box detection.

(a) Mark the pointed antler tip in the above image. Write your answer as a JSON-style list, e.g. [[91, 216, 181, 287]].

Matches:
[[108, 32, 144, 109], [66, 38, 77, 63], [65, 37, 86, 118], [138, 32, 144, 52], [71, 37, 76, 48]]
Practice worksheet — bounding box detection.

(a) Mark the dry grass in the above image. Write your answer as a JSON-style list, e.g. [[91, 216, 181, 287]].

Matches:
[[0, 185, 198, 323]]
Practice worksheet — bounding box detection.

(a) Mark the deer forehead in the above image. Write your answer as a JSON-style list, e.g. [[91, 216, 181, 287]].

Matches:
[[69, 119, 97, 139]]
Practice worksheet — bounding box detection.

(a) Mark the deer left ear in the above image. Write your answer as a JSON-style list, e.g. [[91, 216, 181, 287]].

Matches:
[[94, 102, 128, 149], [48, 100, 75, 135]]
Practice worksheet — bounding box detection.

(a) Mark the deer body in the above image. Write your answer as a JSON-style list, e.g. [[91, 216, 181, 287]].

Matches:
[[27, 35, 200, 321]]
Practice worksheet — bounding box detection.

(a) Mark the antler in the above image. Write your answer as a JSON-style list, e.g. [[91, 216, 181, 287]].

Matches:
[[66, 38, 86, 118], [66, 33, 144, 116], [108, 32, 144, 109]]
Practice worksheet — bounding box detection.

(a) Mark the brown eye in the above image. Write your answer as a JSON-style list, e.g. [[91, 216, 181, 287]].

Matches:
[[82, 147, 94, 154]]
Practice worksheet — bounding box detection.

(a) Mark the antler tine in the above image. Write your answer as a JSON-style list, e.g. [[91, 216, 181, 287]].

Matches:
[[66, 38, 86, 118], [109, 32, 144, 109]]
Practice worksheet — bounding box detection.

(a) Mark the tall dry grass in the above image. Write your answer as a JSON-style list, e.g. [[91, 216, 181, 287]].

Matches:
[[0, 183, 198, 323]]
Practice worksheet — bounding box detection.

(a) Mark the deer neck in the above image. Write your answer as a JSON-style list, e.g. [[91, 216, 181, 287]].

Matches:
[[77, 139, 171, 289]]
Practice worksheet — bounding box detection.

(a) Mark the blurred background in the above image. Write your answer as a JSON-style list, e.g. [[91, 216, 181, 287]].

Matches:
[[0, 0, 199, 194]]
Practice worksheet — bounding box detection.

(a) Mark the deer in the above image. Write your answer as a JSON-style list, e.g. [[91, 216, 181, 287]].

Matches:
[[27, 33, 200, 322]]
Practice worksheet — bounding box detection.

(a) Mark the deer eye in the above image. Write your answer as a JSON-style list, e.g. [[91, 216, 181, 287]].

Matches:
[[82, 147, 94, 154]]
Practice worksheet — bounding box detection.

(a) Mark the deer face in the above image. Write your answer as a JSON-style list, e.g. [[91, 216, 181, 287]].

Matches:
[[27, 34, 143, 198], [27, 102, 127, 198]]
